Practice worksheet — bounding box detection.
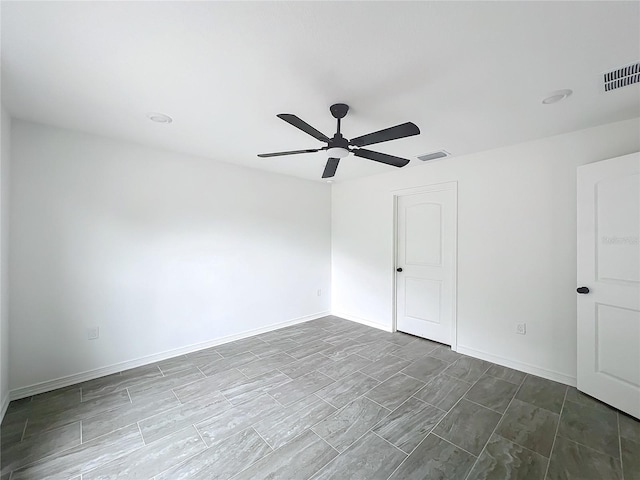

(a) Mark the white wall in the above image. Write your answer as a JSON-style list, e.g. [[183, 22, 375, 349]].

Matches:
[[0, 107, 10, 413], [9, 120, 331, 392], [332, 118, 640, 384]]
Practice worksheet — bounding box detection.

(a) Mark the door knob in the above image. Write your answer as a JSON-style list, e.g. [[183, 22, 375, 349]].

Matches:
[[577, 287, 590, 294], [396, 267, 403, 272]]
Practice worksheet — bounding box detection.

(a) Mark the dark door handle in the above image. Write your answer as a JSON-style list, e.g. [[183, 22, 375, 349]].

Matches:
[[396, 268, 403, 272], [577, 287, 590, 294]]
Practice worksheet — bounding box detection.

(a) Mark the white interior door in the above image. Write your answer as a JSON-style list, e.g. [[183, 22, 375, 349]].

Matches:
[[395, 184, 457, 345], [577, 152, 640, 419]]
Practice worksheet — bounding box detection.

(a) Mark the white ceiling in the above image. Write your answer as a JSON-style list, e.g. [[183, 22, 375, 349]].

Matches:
[[2, 1, 639, 182]]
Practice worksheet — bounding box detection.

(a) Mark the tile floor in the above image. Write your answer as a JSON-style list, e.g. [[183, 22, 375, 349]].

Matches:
[[1, 316, 638, 479]]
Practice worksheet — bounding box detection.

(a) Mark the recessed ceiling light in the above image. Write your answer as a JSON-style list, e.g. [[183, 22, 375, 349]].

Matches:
[[542, 89, 573, 105], [147, 112, 173, 123]]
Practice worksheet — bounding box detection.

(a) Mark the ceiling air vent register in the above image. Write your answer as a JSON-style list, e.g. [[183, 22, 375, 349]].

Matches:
[[604, 62, 640, 92], [418, 150, 450, 162]]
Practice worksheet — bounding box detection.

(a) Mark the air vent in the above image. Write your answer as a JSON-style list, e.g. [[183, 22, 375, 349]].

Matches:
[[417, 150, 450, 162], [604, 62, 640, 91]]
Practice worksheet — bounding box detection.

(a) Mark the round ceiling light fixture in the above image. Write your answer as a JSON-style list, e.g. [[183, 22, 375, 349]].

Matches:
[[326, 147, 350, 158], [147, 112, 173, 123], [542, 89, 573, 105]]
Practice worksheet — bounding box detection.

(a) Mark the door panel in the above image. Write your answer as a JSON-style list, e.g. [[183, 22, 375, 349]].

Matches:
[[396, 184, 457, 345], [577, 152, 640, 419]]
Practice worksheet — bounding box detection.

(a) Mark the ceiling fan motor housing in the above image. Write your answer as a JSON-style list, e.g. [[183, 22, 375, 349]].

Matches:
[[330, 103, 349, 119]]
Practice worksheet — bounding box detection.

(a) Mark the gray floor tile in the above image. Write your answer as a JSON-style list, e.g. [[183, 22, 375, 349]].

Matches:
[[80, 364, 163, 401], [388, 433, 476, 480], [278, 352, 336, 379], [233, 429, 338, 480], [316, 372, 379, 409], [126, 366, 205, 401], [433, 399, 502, 455], [285, 340, 333, 360], [155, 428, 272, 480], [443, 357, 491, 383], [25, 389, 131, 437], [621, 437, 640, 480], [401, 355, 449, 383], [313, 397, 391, 453], [322, 342, 372, 361], [619, 412, 640, 443], [414, 373, 472, 411], [0, 410, 29, 445], [515, 375, 566, 414], [311, 431, 406, 480], [372, 397, 445, 453], [565, 387, 619, 416], [139, 391, 232, 444], [214, 336, 269, 358], [196, 351, 259, 376], [464, 375, 519, 413], [184, 346, 223, 364], [196, 394, 282, 445], [392, 339, 439, 361], [10, 424, 144, 480], [365, 373, 425, 411], [546, 436, 622, 480], [1, 421, 80, 475], [495, 398, 558, 457], [354, 341, 400, 361], [486, 364, 527, 385], [267, 370, 335, 406], [360, 355, 412, 382], [429, 345, 464, 364], [83, 425, 205, 480], [466, 434, 547, 480], [82, 390, 181, 442], [220, 369, 290, 405], [172, 368, 246, 403], [254, 398, 336, 449], [237, 352, 296, 378], [318, 354, 372, 380], [156, 355, 195, 376], [557, 399, 619, 457]]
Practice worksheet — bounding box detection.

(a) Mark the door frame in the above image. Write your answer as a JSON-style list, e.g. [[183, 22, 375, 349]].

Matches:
[[391, 181, 458, 350]]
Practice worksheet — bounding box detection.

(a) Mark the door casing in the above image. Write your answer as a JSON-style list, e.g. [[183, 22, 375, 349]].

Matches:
[[392, 181, 458, 350]]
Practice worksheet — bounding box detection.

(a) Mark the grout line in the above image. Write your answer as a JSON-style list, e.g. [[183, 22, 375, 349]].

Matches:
[[371, 429, 408, 455], [463, 397, 505, 416], [618, 413, 625, 480], [250, 426, 275, 450], [194, 424, 210, 448], [543, 384, 568, 480], [462, 385, 519, 480], [20, 418, 29, 442], [432, 431, 478, 458], [136, 421, 147, 446]]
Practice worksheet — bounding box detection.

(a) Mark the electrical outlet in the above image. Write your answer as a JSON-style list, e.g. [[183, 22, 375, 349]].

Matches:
[[516, 323, 526, 335], [317, 289, 322, 297], [87, 327, 99, 340]]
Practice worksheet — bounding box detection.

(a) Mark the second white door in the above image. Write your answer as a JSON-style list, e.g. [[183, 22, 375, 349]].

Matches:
[[396, 184, 457, 345]]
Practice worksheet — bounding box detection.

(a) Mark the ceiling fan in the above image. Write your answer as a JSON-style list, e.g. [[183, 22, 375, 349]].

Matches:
[[258, 103, 420, 178]]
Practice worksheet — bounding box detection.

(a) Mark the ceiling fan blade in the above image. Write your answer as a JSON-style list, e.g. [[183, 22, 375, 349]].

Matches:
[[277, 114, 330, 142], [350, 122, 420, 147], [257, 148, 322, 158], [322, 158, 340, 178], [353, 148, 410, 167]]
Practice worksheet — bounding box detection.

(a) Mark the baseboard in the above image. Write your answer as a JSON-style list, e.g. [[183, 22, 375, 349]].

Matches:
[[331, 311, 393, 332], [9, 310, 330, 401], [0, 391, 9, 423], [456, 344, 577, 387]]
